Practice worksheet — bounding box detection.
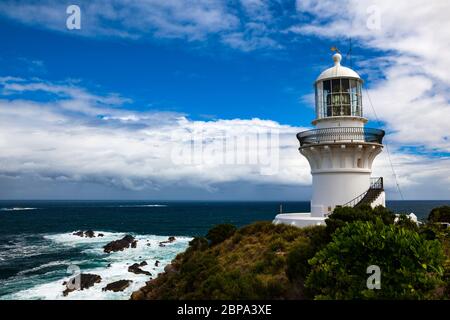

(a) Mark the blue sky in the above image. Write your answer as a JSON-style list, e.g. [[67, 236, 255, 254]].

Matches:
[[0, 16, 342, 125], [0, 0, 449, 200]]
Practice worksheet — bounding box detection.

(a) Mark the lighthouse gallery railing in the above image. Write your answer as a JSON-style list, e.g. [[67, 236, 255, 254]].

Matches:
[[297, 127, 385, 147]]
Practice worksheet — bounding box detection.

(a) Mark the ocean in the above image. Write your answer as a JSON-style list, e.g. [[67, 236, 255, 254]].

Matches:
[[0, 200, 448, 300]]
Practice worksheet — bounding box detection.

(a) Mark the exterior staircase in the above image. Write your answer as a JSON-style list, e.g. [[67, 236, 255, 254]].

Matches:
[[342, 177, 384, 208]]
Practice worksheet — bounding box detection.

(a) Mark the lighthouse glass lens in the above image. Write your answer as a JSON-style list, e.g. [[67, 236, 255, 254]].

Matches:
[[341, 79, 351, 115], [322, 80, 331, 117], [350, 79, 360, 116], [342, 78, 350, 92], [317, 78, 361, 118]]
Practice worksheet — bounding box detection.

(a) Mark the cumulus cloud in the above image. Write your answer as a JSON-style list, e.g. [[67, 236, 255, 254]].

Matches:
[[0, 77, 448, 199], [288, 0, 450, 198], [0, 77, 311, 194], [291, 0, 450, 153], [0, 1, 449, 199], [0, 0, 282, 51]]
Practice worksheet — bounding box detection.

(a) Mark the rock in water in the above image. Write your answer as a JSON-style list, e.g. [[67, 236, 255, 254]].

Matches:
[[139, 261, 148, 267], [73, 230, 96, 238], [102, 280, 132, 292], [73, 231, 84, 237], [63, 274, 102, 296], [98, 233, 104, 237], [103, 235, 136, 253], [158, 236, 176, 247], [131, 240, 138, 248], [84, 230, 95, 238], [128, 263, 152, 276], [155, 260, 160, 267]]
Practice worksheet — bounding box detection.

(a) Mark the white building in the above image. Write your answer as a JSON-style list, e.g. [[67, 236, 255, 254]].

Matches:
[[274, 52, 385, 227]]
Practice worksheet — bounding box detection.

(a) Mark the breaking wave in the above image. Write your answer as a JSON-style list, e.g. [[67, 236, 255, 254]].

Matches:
[[0, 231, 190, 300], [117, 204, 167, 208], [0, 208, 38, 212]]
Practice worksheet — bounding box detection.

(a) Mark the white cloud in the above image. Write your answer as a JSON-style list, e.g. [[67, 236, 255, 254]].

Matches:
[[1, 1, 449, 198], [0, 0, 239, 40], [0, 0, 282, 51], [0, 77, 448, 199], [291, 0, 450, 152], [221, 24, 282, 52], [0, 77, 311, 193]]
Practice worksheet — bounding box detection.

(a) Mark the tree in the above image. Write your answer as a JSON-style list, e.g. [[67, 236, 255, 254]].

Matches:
[[306, 219, 445, 299], [428, 206, 450, 223], [325, 204, 395, 235]]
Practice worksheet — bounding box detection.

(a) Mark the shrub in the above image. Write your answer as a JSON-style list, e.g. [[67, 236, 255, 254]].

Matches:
[[206, 224, 237, 246], [395, 214, 419, 232], [428, 206, 450, 223], [187, 237, 209, 252], [286, 226, 328, 281], [325, 204, 395, 235], [238, 221, 278, 236], [306, 219, 445, 299], [419, 224, 439, 240], [285, 226, 328, 299]]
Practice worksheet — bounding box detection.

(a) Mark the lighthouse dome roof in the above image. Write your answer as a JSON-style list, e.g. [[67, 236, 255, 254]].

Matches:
[[316, 53, 361, 82]]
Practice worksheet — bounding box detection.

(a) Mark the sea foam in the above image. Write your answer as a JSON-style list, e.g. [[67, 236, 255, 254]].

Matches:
[[0, 207, 38, 212], [117, 204, 167, 208], [1, 231, 191, 300]]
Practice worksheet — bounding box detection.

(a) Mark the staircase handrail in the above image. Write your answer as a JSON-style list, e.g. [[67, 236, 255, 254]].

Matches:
[[340, 177, 384, 208]]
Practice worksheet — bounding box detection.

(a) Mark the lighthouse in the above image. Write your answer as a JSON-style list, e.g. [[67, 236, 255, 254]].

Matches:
[[274, 52, 386, 227]]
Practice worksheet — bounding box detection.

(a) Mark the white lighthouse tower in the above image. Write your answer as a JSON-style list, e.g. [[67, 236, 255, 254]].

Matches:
[[274, 52, 386, 227]]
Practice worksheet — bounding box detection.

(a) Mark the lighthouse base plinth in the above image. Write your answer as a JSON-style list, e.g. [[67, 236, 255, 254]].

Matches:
[[273, 213, 325, 228]]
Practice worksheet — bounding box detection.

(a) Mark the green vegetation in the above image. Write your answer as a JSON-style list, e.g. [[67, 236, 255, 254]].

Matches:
[[131, 205, 450, 300], [428, 206, 450, 223], [306, 219, 444, 299], [206, 224, 237, 246]]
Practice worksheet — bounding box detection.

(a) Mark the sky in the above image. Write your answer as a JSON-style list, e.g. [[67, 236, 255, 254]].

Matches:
[[0, 0, 449, 200]]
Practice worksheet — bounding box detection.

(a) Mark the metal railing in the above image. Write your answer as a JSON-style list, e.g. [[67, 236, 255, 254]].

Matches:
[[297, 127, 385, 147], [370, 177, 384, 190], [340, 177, 384, 208]]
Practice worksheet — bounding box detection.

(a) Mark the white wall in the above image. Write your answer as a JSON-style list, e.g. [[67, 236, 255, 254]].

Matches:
[[314, 116, 367, 129], [311, 171, 370, 216], [371, 190, 386, 208]]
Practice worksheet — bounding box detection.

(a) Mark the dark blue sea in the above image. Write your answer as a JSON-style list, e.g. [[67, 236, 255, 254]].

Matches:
[[0, 200, 448, 300]]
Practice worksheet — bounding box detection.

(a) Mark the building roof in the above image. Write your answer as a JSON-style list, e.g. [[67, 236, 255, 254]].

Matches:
[[316, 53, 361, 82]]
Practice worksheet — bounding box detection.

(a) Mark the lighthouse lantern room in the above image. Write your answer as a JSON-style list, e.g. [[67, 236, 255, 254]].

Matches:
[[274, 52, 386, 227]]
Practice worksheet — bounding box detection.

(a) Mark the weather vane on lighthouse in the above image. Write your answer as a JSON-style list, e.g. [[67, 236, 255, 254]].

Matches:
[[274, 50, 385, 227]]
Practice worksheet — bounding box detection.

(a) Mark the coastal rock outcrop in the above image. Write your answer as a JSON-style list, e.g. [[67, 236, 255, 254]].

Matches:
[[130, 278, 158, 300], [164, 263, 177, 274], [63, 273, 102, 296], [159, 236, 176, 247], [73, 230, 96, 238], [103, 235, 136, 253], [102, 280, 132, 292], [128, 263, 152, 276]]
